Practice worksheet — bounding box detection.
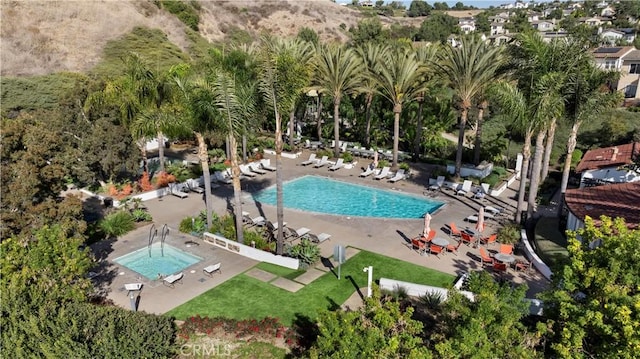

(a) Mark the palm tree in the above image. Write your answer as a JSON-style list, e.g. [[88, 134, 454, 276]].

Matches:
[[371, 45, 425, 169], [355, 42, 386, 147], [314, 43, 364, 158], [557, 64, 621, 215], [258, 37, 312, 255], [412, 45, 437, 161], [489, 74, 562, 223], [437, 35, 505, 178]]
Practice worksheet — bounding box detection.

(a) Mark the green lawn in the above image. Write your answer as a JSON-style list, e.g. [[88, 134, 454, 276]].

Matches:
[[167, 250, 455, 326], [534, 217, 569, 271]]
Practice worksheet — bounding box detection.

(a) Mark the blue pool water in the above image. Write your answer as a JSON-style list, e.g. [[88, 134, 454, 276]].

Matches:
[[253, 175, 444, 219], [113, 243, 202, 280]]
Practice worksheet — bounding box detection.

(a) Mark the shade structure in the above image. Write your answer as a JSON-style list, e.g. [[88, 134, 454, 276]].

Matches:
[[475, 207, 485, 233], [423, 212, 432, 237]]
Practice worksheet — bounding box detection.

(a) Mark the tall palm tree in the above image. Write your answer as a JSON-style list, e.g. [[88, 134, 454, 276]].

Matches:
[[437, 35, 505, 178], [371, 45, 425, 169], [210, 71, 248, 244], [258, 37, 312, 255], [412, 45, 437, 161], [355, 42, 386, 147], [314, 43, 364, 158], [489, 74, 561, 223], [557, 64, 621, 215]]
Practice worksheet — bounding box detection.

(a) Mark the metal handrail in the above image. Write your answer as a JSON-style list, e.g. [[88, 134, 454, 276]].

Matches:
[[160, 224, 169, 257], [148, 224, 157, 257]]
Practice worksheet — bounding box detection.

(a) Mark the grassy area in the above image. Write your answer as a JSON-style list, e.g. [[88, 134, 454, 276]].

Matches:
[[533, 217, 569, 271], [167, 250, 455, 326], [177, 340, 286, 359]]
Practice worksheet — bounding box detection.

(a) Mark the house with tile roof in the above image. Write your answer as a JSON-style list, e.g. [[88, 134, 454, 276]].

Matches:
[[564, 182, 640, 231], [575, 142, 640, 188], [592, 46, 639, 99]]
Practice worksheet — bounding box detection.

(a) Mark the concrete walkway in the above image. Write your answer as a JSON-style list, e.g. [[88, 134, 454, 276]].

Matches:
[[89, 149, 549, 313]]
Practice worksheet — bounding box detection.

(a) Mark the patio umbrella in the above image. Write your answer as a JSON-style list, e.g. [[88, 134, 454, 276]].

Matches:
[[475, 207, 485, 234], [373, 151, 378, 168], [423, 212, 432, 237]]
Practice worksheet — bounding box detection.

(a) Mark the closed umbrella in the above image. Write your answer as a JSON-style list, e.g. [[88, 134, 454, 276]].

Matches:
[[475, 207, 485, 234], [423, 212, 432, 237], [373, 151, 378, 168]]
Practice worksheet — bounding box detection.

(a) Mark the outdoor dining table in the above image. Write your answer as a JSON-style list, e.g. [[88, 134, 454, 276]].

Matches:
[[431, 237, 450, 247], [494, 253, 516, 264]]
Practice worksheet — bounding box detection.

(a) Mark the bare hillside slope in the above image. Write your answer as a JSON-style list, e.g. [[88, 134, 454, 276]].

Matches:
[[1, 0, 364, 77]]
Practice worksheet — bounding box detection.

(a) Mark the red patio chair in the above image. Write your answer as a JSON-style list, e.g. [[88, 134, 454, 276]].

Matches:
[[479, 247, 494, 266], [493, 262, 508, 272], [429, 244, 443, 257], [514, 259, 532, 272], [446, 240, 463, 256], [411, 238, 426, 253], [460, 232, 475, 246], [425, 229, 436, 242], [480, 233, 497, 247], [448, 222, 462, 237], [499, 244, 513, 255]]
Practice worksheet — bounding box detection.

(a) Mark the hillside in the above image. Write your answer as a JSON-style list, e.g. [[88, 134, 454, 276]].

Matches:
[[0, 0, 367, 77]]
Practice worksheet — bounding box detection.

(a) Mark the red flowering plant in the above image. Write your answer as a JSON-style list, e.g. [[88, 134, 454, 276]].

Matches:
[[153, 171, 176, 188], [177, 316, 300, 349]]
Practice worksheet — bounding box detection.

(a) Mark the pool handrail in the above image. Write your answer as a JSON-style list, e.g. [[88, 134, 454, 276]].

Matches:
[[148, 224, 157, 257]]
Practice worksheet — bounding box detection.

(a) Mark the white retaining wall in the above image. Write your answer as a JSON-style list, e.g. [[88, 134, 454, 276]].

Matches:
[[490, 172, 518, 196], [520, 229, 553, 281], [447, 163, 493, 179], [203, 232, 300, 270], [379, 278, 475, 301], [263, 149, 301, 159]]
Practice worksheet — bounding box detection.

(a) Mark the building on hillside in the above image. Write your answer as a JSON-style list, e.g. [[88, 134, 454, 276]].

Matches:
[[487, 33, 513, 45], [600, 5, 615, 17], [579, 16, 605, 27], [562, 9, 573, 17], [458, 18, 476, 34], [564, 182, 640, 231], [593, 46, 640, 99], [540, 31, 569, 42], [532, 20, 556, 31], [600, 29, 626, 45], [575, 142, 640, 188], [490, 22, 507, 35], [527, 12, 541, 22], [488, 15, 509, 23]]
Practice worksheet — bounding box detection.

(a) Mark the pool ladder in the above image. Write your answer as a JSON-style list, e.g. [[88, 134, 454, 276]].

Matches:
[[148, 224, 169, 257]]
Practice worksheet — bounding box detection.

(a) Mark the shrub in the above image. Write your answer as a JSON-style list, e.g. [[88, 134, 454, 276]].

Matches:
[[498, 222, 521, 245], [166, 162, 193, 183], [131, 208, 152, 222], [138, 172, 154, 192], [420, 291, 445, 309], [154, 171, 176, 188], [571, 149, 583, 169], [99, 211, 135, 238], [341, 152, 353, 163], [160, 0, 200, 30], [377, 159, 390, 169], [399, 162, 410, 171], [287, 239, 320, 269]]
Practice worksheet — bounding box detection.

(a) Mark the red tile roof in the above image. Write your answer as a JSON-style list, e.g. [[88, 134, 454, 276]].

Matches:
[[575, 142, 639, 173], [565, 182, 640, 229]]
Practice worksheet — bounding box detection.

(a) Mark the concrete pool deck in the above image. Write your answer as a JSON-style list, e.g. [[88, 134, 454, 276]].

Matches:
[[93, 150, 549, 314]]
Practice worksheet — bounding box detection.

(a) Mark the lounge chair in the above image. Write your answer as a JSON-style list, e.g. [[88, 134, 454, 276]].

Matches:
[[239, 165, 256, 177], [260, 159, 277, 171], [388, 169, 406, 183], [300, 153, 317, 166], [479, 247, 494, 266], [447, 222, 462, 237], [374, 166, 391, 180], [484, 205, 503, 216], [248, 164, 266, 175], [474, 183, 491, 199], [359, 164, 376, 177], [186, 180, 204, 194], [428, 176, 445, 191], [493, 262, 508, 272], [169, 184, 189, 199], [411, 238, 427, 254], [457, 180, 473, 196], [284, 226, 311, 242], [313, 156, 330, 168], [214, 171, 232, 184], [328, 158, 344, 171], [163, 272, 184, 287], [514, 259, 532, 272], [203, 263, 222, 276], [479, 233, 497, 247], [243, 214, 265, 227], [308, 232, 331, 243], [428, 244, 443, 257], [499, 244, 513, 255], [124, 283, 143, 295], [460, 232, 476, 246], [446, 240, 463, 255]]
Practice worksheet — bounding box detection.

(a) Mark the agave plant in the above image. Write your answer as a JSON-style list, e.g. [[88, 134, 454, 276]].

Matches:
[[287, 239, 320, 269]]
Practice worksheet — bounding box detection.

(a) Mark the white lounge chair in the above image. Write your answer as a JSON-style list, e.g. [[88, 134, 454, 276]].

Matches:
[[284, 226, 311, 242], [314, 156, 329, 168], [203, 263, 221, 276], [249, 164, 267, 175], [308, 232, 331, 244], [428, 176, 445, 191], [260, 159, 276, 171], [484, 205, 504, 216], [170, 184, 189, 199], [300, 153, 317, 166], [124, 283, 143, 295], [328, 158, 344, 171], [360, 165, 376, 177], [163, 272, 184, 288], [388, 169, 406, 183], [243, 214, 265, 227], [374, 166, 391, 180], [457, 180, 473, 196], [239, 165, 256, 177], [214, 171, 232, 184]]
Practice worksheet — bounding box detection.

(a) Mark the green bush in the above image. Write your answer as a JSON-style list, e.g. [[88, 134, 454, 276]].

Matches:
[[179, 214, 207, 236], [341, 152, 354, 163], [377, 159, 390, 169], [287, 239, 320, 269], [131, 209, 152, 222], [99, 211, 135, 238], [399, 162, 410, 171], [571, 149, 583, 169], [160, 0, 200, 30], [498, 222, 521, 245]]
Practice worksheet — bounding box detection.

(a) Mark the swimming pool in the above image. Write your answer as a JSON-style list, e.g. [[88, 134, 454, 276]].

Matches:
[[253, 175, 444, 219], [113, 243, 202, 280]]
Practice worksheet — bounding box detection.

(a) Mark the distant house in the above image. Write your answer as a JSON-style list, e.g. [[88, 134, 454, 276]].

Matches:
[[601, 29, 625, 44], [532, 20, 555, 31], [600, 5, 615, 17], [490, 22, 506, 35], [487, 34, 512, 45], [593, 46, 640, 98], [564, 182, 640, 231], [527, 12, 541, 22], [575, 142, 640, 188], [458, 18, 476, 34], [580, 17, 603, 26], [540, 31, 569, 42], [488, 15, 508, 24]]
